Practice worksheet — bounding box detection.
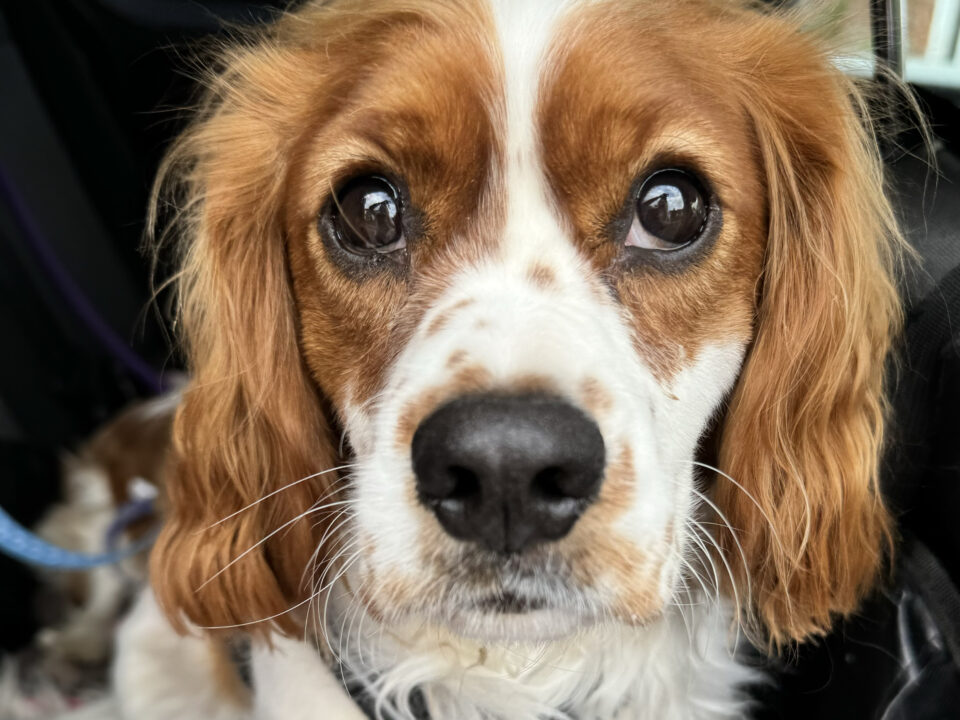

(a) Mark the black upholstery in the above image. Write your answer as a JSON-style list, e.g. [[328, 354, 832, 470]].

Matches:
[[886, 137, 960, 585]]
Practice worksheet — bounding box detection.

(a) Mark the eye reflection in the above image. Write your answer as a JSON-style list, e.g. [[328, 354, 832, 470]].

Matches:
[[328, 175, 406, 255], [627, 169, 709, 251]]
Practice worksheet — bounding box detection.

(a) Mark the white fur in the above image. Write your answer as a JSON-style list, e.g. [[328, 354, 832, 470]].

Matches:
[[325, 588, 758, 720], [113, 590, 251, 720], [109, 588, 756, 720], [110, 595, 757, 719], [251, 635, 366, 720], [109, 591, 363, 720]]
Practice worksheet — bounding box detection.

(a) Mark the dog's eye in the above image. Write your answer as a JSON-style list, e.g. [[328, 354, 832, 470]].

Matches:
[[330, 175, 405, 254], [627, 170, 708, 251]]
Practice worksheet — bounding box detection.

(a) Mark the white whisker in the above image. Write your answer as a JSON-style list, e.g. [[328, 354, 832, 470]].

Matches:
[[198, 593, 316, 631], [197, 498, 352, 591], [688, 485, 751, 609], [198, 464, 356, 532], [688, 460, 788, 558]]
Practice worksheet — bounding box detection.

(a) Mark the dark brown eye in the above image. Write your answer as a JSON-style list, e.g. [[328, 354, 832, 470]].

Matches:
[[627, 169, 709, 250], [329, 175, 405, 255]]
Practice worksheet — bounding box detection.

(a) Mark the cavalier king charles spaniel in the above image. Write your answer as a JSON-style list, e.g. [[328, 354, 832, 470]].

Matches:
[[103, 1, 904, 718]]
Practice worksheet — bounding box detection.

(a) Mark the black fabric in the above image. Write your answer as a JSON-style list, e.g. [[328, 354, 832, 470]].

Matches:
[[885, 141, 960, 586], [876, 541, 960, 720], [755, 537, 960, 720], [886, 265, 960, 583], [898, 540, 960, 679]]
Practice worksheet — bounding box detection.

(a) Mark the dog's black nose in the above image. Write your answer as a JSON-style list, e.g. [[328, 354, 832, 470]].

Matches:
[[411, 393, 605, 554]]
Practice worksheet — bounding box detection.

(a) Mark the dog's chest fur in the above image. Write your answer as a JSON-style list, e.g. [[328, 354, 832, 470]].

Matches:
[[115, 588, 756, 720], [259, 598, 757, 720]]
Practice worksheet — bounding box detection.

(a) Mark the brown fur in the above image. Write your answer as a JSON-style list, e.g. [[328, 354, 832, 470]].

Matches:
[[541, 2, 766, 382], [711, 12, 901, 645], [149, 0, 901, 650], [150, 0, 500, 635], [526, 263, 558, 290], [579, 377, 613, 417], [425, 298, 476, 338]]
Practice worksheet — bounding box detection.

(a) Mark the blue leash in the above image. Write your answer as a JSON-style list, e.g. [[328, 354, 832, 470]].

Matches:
[[0, 499, 158, 570]]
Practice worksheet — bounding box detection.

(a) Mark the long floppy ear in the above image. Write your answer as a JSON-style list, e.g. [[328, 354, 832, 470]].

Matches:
[[149, 41, 338, 635], [715, 20, 903, 646]]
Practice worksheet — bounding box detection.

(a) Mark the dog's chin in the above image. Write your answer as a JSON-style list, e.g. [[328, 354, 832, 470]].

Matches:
[[441, 604, 598, 644]]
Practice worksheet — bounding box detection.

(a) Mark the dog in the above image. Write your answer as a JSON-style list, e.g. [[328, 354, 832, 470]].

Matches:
[[101, 1, 907, 718]]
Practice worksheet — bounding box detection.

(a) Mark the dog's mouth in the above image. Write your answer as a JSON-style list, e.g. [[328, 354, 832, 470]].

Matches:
[[471, 590, 548, 614], [441, 590, 598, 643], [422, 561, 606, 641]]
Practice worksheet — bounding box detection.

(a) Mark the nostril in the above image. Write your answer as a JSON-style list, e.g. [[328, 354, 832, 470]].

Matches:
[[445, 465, 480, 500], [532, 466, 567, 499]]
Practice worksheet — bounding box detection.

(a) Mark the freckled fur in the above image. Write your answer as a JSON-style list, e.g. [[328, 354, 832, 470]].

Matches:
[[580, 376, 613, 416], [526, 263, 558, 289]]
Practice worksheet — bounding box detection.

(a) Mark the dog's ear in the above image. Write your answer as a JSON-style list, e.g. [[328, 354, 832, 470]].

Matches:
[[715, 20, 902, 646], [149, 43, 338, 635]]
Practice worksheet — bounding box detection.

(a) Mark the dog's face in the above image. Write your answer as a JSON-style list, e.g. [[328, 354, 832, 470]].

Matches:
[[286, 0, 765, 640], [153, 0, 899, 648]]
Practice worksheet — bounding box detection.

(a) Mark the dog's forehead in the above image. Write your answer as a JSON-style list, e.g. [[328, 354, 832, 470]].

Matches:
[[308, 1, 752, 167]]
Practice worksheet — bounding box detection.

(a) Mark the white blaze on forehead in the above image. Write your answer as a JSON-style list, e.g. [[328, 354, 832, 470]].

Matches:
[[487, 0, 582, 273]]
